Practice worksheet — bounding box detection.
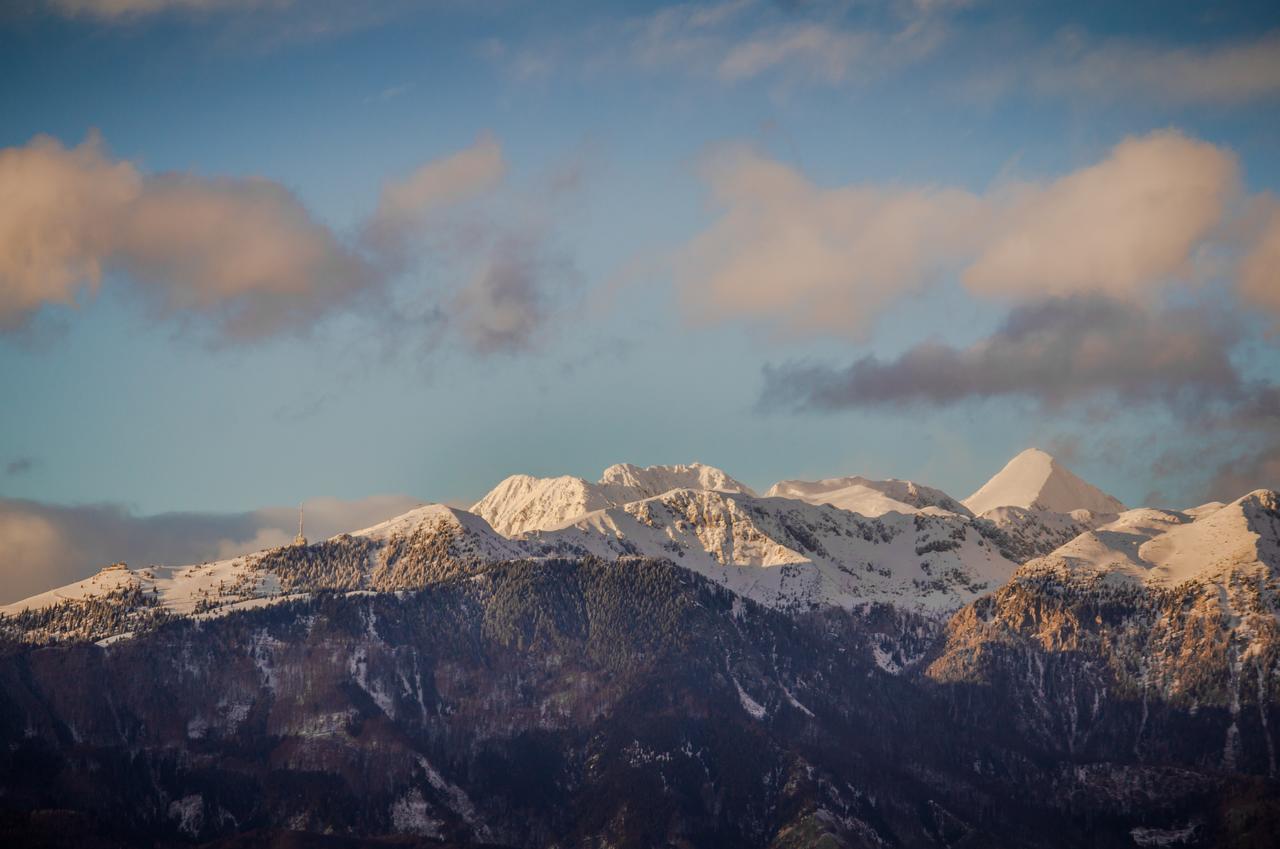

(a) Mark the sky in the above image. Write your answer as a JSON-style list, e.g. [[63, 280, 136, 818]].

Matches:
[[1, 0, 1279, 601]]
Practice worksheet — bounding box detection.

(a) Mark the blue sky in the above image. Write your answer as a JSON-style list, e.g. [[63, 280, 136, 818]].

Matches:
[[1, 0, 1279, 577]]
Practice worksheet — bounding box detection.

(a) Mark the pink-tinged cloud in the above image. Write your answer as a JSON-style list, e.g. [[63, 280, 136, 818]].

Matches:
[[1239, 199, 1280, 328], [366, 134, 505, 252], [678, 131, 1245, 339], [676, 146, 983, 340], [966, 132, 1237, 299], [0, 134, 371, 338]]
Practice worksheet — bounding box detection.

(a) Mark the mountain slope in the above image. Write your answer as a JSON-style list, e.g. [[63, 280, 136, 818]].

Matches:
[[963, 448, 1125, 515], [930, 489, 1280, 772], [527, 488, 1015, 613], [3, 558, 1275, 848]]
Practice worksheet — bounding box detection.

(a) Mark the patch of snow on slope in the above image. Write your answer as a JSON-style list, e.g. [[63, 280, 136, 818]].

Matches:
[[768, 476, 971, 518]]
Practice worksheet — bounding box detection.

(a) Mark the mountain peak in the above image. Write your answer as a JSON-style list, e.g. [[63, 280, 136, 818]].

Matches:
[[963, 448, 1125, 516], [598, 462, 755, 499]]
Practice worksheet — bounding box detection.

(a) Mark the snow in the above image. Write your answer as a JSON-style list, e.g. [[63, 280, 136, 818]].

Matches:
[[526, 488, 1017, 612], [767, 476, 971, 518], [963, 448, 1125, 516], [472, 462, 753, 536], [1023, 490, 1280, 590], [732, 674, 768, 720]]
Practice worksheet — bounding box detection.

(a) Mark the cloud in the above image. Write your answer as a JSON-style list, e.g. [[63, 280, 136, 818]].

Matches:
[[676, 145, 983, 339], [0, 493, 421, 605], [965, 132, 1237, 300], [717, 22, 872, 83], [1238, 198, 1280, 327], [493, 0, 957, 89], [761, 297, 1242, 411], [0, 132, 573, 352], [365, 134, 505, 255], [48, 0, 286, 19], [452, 236, 574, 354], [678, 131, 1246, 338], [4, 458, 36, 477], [0, 134, 373, 338], [1036, 30, 1280, 106]]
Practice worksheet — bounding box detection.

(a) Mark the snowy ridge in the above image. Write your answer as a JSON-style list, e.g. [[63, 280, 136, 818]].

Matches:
[[10, 449, 1260, 645], [1020, 489, 1280, 589], [523, 488, 1016, 612], [472, 462, 752, 536], [766, 475, 972, 518]]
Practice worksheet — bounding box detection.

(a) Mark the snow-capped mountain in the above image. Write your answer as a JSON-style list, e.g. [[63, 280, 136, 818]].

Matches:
[[931, 488, 1280, 765], [472, 462, 753, 536], [765, 475, 972, 517], [963, 447, 1125, 516], [525, 488, 1014, 612]]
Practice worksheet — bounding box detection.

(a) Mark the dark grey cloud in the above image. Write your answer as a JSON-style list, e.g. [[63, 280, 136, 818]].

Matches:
[[762, 295, 1280, 505], [762, 297, 1242, 412], [0, 494, 419, 605], [4, 457, 35, 477], [454, 237, 576, 355]]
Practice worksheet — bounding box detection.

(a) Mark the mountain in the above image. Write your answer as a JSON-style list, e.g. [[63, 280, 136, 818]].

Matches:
[[766, 475, 972, 517], [472, 462, 753, 536], [526, 487, 1014, 613], [2, 557, 1276, 848], [930, 489, 1280, 771], [963, 447, 1126, 516], [0, 503, 526, 645], [2, 458, 1279, 847]]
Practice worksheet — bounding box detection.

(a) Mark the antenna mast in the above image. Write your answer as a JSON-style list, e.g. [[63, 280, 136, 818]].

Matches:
[[293, 504, 307, 547]]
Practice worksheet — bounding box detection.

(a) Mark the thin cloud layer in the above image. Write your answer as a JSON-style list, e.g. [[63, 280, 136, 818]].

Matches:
[[0, 493, 421, 605], [679, 131, 1252, 338], [1035, 30, 1280, 106], [48, 0, 285, 19], [761, 297, 1242, 411]]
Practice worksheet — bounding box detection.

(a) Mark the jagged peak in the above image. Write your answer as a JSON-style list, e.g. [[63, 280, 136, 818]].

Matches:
[[598, 462, 755, 498]]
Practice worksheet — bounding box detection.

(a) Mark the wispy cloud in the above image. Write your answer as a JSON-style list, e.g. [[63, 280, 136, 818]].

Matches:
[[48, 0, 290, 21], [1034, 30, 1280, 106], [4, 457, 36, 477]]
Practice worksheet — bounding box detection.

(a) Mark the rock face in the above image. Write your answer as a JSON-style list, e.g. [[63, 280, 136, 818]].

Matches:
[[3, 558, 1278, 848]]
